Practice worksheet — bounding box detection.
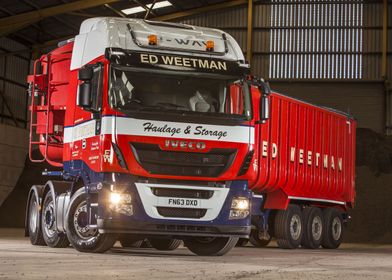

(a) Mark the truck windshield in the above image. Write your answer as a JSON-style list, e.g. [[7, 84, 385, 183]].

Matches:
[[109, 67, 251, 119]]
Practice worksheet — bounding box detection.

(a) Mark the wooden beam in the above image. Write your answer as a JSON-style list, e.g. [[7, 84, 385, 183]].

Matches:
[[152, 0, 248, 21], [104, 4, 127, 18], [0, 0, 120, 37], [382, 0, 388, 79], [246, 0, 253, 63]]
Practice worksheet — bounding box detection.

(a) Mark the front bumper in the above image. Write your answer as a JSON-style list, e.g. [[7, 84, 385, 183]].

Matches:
[[96, 179, 252, 238]]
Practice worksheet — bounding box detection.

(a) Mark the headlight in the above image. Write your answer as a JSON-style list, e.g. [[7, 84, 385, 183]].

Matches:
[[110, 192, 122, 204], [109, 192, 133, 216], [231, 198, 250, 210], [229, 197, 250, 220]]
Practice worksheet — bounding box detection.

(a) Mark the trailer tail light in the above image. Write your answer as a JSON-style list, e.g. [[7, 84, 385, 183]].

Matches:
[[206, 40, 214, 51], [148, 34, 158, 45], [237, 150, 255, 176]]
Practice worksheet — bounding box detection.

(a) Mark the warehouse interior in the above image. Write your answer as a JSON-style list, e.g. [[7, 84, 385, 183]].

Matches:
[[0, 0, 391, 279]]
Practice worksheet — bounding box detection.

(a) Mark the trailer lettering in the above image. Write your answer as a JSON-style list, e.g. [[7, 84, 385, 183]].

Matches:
[[338, 158, 343, 171], [323, 155, 329, 168], [262, 141, 343, 171], [307, 151, 312, 165], [262, 141, 268, 157], [290, 147, 296, 162], [299, 149, 304, 164], [316, 153, 321, 167], [331, 156, 335, 170]]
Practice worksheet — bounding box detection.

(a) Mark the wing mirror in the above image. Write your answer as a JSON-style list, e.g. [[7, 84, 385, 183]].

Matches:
[[260, 94, 270, 122], [77, 66, 93, 109]]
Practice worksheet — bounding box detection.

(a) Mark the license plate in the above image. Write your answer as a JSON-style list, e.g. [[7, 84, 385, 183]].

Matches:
[[167, 198, 200, 207]]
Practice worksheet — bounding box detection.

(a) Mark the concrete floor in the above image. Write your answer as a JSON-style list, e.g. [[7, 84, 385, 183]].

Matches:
[[0, 228, 391, 280]]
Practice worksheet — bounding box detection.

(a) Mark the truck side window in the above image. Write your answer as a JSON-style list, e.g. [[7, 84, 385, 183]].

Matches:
[[90, 64, 103, 112]]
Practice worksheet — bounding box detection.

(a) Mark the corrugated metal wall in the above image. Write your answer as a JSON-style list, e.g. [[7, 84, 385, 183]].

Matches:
[[0, 37, 30, 128], [179, 0, 389, 133], [0, 0, 389, 133]]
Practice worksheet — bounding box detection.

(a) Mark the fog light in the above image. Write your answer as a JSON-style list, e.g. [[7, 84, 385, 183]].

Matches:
[[229, 210, 250, 220], [231, 198, 250, 210]]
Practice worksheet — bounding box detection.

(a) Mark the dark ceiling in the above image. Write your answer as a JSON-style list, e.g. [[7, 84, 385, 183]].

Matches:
[[0, 0, 230, 48]]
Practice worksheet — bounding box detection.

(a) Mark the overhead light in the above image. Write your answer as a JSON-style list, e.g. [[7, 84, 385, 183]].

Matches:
[[122, 1, 172, 15]]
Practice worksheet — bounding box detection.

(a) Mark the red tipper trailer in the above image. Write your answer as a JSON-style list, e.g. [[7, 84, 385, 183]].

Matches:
[[244, 83, 356, 249]]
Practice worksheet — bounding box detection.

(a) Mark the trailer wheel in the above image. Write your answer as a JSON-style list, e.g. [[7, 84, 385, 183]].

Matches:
[[66, 191, 117, 253], [119, 235, 144, 248], [184, 237, 238, 256], [27, 193, 45, 246], [148, 238, 182, 251], [41, 191, 69, 248], [322, 208, 344, 249], [274, 205, 303, 249], [301, 207, 323, 249], [249, 229, 271, 247]]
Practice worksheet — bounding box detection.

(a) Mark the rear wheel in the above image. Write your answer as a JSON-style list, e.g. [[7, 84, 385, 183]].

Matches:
[[27, 192, 45, 246], [274, 205, 303, 249], [249, 229, 271, 247], [322, 208, 344, 249], [119, 235, 144, 248], [41, 191, 69, 248], [66, 191, 117, 253], [148, 238, 182, 251], [184, 237, 238, 256], [301, 207, 323, 249]]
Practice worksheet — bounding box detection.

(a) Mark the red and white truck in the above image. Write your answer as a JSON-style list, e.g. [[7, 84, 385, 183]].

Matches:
[[25, 17, 356, 256]]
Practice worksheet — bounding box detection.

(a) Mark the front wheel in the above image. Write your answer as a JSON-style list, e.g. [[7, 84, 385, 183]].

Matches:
[[41, 190, 69, 248], [184, 237, 239, 256], [66, 190, 117, 253], [148, 238, 182, 251], [249, 229, 271, 247]]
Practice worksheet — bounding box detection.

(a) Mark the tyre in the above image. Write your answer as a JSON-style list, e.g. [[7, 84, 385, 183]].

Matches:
[[119, 235, 144, 248], [41, 190, 69, 248], [301, 207, 323, 249], [274, 205, 303, 249], [27, 192, 45, 246], [236, 238, 249, 247], [249, 229, 271, 247], [184, 237, 239, 256], [66, 190, 117, 253], [322, 208, 344, 249], [148, 238, 182, 251]]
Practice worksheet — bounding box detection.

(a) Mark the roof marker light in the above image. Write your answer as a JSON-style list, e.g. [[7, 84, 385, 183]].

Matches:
[[206, 40, 214, 51], [148, 34, 158, 45]]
